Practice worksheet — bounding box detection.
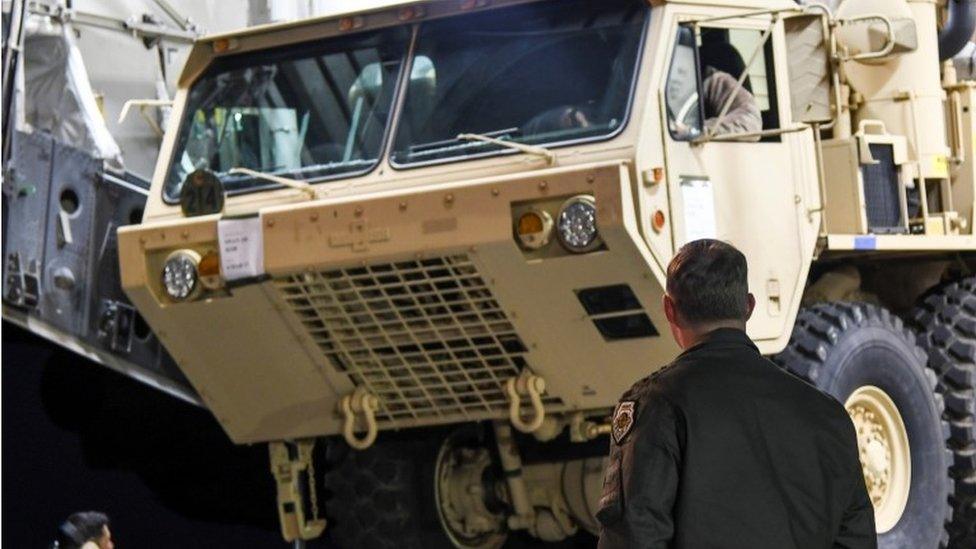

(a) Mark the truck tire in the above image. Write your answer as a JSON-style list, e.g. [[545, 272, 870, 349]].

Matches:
[[911, 277, 976, 548], [322, 432, 451, 549], [775, 302, 952, 548], [322, 427, 512, 549]]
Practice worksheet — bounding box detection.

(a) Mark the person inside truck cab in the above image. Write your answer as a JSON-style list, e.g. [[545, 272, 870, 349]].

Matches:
[[699, 40, 762, 137], [667, 30, 762, 140], [522, 104, 595, 135]]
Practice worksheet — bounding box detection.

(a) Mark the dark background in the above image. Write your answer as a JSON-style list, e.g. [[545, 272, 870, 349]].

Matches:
[[2, 322, 293, 548]]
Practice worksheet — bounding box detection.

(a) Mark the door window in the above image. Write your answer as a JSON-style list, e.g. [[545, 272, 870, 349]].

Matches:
[[665, 25, 779, 142], [665, 26, 703, 141]]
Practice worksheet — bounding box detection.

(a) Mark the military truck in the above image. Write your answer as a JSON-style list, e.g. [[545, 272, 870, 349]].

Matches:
[[108, 0, 976, 546]]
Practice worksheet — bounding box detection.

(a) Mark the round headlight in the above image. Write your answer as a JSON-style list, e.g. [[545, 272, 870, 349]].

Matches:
[[162, 250, 200, 301], [556, 195, 600, 253]]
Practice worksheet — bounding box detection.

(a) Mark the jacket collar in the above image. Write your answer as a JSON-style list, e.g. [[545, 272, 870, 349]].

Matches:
[[676, 327, 759, 360]]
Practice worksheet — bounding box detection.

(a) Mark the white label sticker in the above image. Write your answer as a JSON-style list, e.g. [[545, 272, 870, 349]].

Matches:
[[680, 178, 716, 243], [218, 216, 265, 281]]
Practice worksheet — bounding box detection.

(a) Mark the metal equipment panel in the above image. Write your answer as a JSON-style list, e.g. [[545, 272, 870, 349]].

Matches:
[[87, 172, 189, 387], [37, 141, 101, 334], [3, 131, 54, 309]]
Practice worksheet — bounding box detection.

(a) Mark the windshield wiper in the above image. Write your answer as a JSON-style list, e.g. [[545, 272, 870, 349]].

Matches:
[[228, 167, 317, 200], [456, 133, 556, 166]]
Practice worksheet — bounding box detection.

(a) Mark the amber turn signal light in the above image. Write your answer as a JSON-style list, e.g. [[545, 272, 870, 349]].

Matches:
[[198, 250, 224, 290], [515, 210, 553, 250], [517, 212, 544, 235]]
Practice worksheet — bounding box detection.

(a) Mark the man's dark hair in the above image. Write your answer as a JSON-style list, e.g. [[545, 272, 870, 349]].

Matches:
[[55, 511, 109, 548], [666, 239, 749, 324]]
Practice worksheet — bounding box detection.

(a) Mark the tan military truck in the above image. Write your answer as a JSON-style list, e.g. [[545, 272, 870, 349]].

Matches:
[[116, 0, 976, 546]]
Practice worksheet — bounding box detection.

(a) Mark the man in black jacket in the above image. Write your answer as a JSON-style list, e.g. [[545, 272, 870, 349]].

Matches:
[[597, 239, 875, 548]]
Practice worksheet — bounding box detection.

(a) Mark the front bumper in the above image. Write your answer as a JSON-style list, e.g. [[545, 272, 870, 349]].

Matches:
[[118, 161, 677, 443]]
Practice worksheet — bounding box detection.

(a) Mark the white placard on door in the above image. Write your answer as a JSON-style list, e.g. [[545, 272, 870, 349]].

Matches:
[[681, 178, 717, 244]]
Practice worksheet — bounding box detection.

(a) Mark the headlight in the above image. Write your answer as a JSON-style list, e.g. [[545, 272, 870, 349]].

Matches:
[[162, 250, 200, 301], [556, 195, 601, 253]]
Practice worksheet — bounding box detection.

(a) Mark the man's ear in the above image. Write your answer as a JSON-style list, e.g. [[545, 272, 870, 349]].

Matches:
[[663, 294, 678, 325], [745, 293, 756, 321]]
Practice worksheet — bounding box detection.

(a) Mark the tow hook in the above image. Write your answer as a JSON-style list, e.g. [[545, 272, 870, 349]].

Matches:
[[339, 387, 380, 450], [505, 371, 547, 433]]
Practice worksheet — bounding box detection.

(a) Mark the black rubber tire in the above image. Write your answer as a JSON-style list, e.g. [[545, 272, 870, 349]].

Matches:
[[320, 428, 598, 549], [911, 277, 976, 548], [774, 302, 952, 548], [322, 430, 452, 549]]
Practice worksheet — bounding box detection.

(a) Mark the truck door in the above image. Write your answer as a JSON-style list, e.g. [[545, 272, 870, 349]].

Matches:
[[661, 20, 821, 345]]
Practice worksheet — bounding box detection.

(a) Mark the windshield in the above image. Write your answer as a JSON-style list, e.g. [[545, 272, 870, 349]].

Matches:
[[390, 0, 647, 166], [163, 27, 410, 202], [163, 0, 648, 202]]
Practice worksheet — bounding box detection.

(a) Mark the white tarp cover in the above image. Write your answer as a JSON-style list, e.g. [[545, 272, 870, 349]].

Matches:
[[21, 16, 123, 170]]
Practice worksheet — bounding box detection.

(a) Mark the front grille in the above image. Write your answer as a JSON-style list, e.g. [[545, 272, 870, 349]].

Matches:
[[275, 254, 562, 424]]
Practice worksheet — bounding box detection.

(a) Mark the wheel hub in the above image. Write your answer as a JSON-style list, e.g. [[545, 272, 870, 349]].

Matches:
[[845, 385, 911, 533], [435, 437, 507, 549]]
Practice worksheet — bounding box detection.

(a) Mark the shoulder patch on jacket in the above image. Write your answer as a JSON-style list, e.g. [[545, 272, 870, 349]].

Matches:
[[612, 401, 636, 444]]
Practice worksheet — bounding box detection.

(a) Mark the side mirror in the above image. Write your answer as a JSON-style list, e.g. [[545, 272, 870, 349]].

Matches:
[[783, 13, 833, 124]]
